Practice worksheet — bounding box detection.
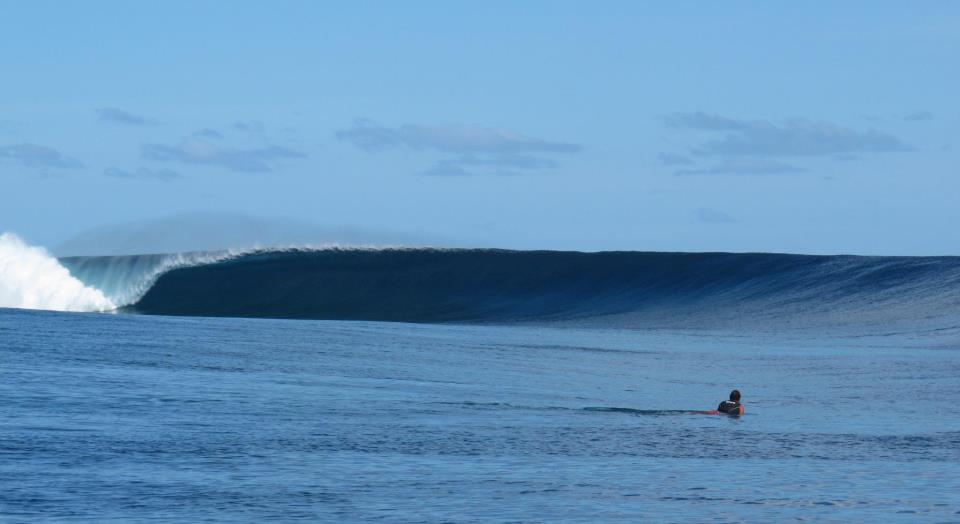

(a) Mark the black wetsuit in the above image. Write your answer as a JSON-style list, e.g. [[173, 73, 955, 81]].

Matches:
[[717, 400, 742, 415]]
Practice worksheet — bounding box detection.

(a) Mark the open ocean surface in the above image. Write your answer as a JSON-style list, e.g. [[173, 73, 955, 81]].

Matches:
[[2, 241, 960, 522], [2, 307, 959, 522]]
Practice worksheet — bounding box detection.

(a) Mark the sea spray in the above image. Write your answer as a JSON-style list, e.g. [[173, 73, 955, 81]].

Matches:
[[0, 232, 115, 312]]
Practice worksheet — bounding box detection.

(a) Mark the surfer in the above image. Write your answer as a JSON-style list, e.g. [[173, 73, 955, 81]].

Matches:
[[716, 389, 744, 415]]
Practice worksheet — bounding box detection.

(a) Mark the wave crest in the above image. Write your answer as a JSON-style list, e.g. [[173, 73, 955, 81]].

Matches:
[[125, 248, 960, 331]]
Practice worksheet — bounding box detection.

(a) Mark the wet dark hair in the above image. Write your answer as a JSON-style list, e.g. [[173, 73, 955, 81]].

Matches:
[[730, 389, 741, 402]]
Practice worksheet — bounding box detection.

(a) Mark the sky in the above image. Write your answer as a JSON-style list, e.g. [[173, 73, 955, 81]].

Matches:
[[1, 1, 958, 255]]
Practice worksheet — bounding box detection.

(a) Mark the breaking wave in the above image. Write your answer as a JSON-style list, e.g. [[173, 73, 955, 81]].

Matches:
[[115, 248, 960, 331], [0, 233, 115, 312], [60, 250, 241, 307], [4, 231, 960, 332]]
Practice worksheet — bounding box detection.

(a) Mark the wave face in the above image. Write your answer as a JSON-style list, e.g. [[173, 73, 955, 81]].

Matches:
[[60, 251, 236, 307], [99, 248, 960, 331], [0, 233, 115, 312]]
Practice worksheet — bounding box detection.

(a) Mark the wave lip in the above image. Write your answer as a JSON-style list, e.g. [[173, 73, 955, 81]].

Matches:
[[0, 232, 115, 312]]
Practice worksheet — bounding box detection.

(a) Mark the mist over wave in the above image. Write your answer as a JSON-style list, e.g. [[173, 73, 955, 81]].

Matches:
[[54, 212, 439, 256], [0, 232, 115, 312]]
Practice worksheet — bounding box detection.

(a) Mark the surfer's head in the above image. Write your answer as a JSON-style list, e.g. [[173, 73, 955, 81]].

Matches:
[[729, 389, 741, 402]]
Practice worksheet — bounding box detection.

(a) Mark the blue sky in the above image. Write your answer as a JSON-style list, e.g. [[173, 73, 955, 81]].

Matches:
[[2, 1, 958, 255]]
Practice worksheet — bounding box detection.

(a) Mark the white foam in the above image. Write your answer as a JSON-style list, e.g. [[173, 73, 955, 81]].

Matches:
[[0, 232, 115, 312]]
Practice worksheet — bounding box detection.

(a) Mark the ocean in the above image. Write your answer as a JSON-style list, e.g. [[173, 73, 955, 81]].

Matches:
[[2, 238, 960, 521]]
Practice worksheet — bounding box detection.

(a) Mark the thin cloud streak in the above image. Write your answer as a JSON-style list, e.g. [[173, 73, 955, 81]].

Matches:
[[657, 152, 694, 166], [96, 107, 158, 126], [903, 111, 933, 122], [0, 143, 83, 169], [696, 207, 737, 223], [337, 120, 581, 154], [336, 119, 581, 176], [142, 139, 306, 173], [664, 112, 911, 157], [193, 128, 224, 140], [104, 166, 181, 182], [675, 158, 806, 176]]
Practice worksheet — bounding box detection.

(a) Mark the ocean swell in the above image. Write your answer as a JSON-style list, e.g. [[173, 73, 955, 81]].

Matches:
[[5, 235, 959, 331], [115, 248, 960, 330]]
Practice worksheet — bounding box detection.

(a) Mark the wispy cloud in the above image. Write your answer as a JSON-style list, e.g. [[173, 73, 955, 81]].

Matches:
[[96, 107, 158, 126], [657, 152, 694, 166], [142, 139, 305, 173], [232, 121, 265, 133], [903, 110, 933, 122], [696, 207, 737, 224], [660, 112, 912, 176], [104, 166, 181, 182], [337, 120, 580, 154], [420, 161, 472, 177], [663, 112, 911, 158], [419, 154, 561, 176], [676, 158, 805, 176], [193, 128, 224, 140], [336, 119, 581, 175], [0, 143, 83, 169]]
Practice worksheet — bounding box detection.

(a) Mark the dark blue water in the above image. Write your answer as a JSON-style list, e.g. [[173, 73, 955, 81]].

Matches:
[[3, 307, 959, 522], [60, 249, 960, 332]]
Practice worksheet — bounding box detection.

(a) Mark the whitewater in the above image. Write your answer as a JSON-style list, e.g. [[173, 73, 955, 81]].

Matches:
[[1, 232, 409, 313], [0, 232, 115, 312], [1, 231, 307, 311]]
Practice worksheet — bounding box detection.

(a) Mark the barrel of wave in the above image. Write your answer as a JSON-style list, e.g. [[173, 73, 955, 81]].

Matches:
[[0, 232, 115, 312]]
